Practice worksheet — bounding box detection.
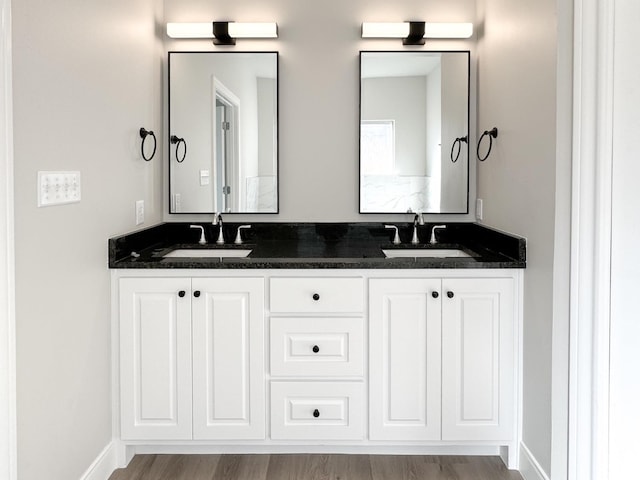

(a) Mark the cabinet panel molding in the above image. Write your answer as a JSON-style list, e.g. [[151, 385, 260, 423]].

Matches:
[[369, 278, 442, 441], [119, 277, 193, 440], [271, 381, 365, 440], [441, 278, 515, 441], [270, 277, 364, 313], [270, 316, 364, 377], [192, 277, 265, 440]]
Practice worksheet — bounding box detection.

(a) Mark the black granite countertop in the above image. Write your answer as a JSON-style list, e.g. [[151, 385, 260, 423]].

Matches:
[[108, 222, 526, 269]]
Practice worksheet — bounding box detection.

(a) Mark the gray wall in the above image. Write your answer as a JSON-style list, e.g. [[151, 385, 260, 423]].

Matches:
[[476, 0, 567, 476], [163, 0, 477, 223], [12, 0, 163, 478]]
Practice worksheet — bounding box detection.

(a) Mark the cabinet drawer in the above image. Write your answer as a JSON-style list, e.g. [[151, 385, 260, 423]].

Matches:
[[270, 381, 364, 440], [270, 277, 364, 313], [270, 317, 364, 377]]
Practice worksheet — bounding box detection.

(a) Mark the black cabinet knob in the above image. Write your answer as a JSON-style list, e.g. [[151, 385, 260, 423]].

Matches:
[[313, 409, 320, 418], [447, 291, 454, 298], [178, 290, 186, 298], [312, 345, 320, 353], [194, 290, 201, 298], [312, 293, 320, 301], [431, 291, 439, 298]]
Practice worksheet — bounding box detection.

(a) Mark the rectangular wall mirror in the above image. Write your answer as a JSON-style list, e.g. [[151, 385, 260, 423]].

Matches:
[[359, 51, 469, 214], [169, 52, 278, 213]]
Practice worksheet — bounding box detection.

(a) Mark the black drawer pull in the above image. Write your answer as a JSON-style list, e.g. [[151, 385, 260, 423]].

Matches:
[[312, 293, 320, 301], [447, 291, 454, 298], [431, 291, 439, 298], [313, 409, 320, 418], [194, 290, 201, 298], [312, 345, 320, 353], [178, 290, 186, 297]]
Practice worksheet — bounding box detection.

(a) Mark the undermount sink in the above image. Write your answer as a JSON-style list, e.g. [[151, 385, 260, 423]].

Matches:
[[163, 248, 252, 259], [382, 248, 473, 259]]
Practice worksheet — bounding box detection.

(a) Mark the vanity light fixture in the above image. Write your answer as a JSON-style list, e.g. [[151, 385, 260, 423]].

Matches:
[[361, 21, 473, 45], [166, 22, 278, 45]]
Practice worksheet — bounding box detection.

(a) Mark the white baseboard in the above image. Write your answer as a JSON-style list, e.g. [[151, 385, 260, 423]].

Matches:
[[519, 442, 550, 480], [128, 444, 500, 456], [79, 442, 118, 480]]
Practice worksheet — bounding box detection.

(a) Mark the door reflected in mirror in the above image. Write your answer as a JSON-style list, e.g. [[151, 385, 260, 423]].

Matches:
[[169, 52, 278, 213], [360, 51, 469, 214]]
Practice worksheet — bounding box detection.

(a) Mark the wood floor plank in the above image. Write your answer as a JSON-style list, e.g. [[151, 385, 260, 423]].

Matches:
[[370, 455, 452, 480], [265, 454, 372, 480], [448, 456, 523, 480], [266, 454, 331, 480], [213, 454, 270, 480], [108, 455, 156, 480], [110, 454, 524, 480], [326, 454, 373, 480]]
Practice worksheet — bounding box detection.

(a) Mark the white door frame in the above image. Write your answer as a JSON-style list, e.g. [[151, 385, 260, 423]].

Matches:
[[568, 0, 615, 479], [212, 77, 241, 212], [0, 0, 17, 479]]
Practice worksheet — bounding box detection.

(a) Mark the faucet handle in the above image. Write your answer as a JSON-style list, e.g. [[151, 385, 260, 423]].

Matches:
[[234, 225, 251, 245], [213, 213, 225, 244], [190, 224, 206, 245], [430, 224, 447, 244], [384, 225, 401, 245]]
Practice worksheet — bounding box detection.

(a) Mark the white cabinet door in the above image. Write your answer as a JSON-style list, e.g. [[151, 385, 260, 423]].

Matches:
[[369, 278, 442, 441], [191, 278, 265, 440], [441, 278, 515, 441], [119, 277, 193, 440]]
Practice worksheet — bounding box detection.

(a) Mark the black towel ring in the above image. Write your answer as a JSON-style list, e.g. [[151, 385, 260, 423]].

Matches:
[[477, 127, 498, 162], [170, 135, 187, 163], [139, 128, 156, 161], [450, 135, 468, 163]]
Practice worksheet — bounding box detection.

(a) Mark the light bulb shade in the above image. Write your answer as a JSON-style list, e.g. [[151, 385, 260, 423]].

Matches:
[[362, 22, 473, 40], [361, 22, 410, 38], [167, 22, 213, 38], [166, 22, 278, 40], [228, 22, 278, 38]]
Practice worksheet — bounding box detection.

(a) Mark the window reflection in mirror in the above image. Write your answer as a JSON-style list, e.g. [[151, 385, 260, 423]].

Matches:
[[359, 51, 469, 214], [169, 52, 278, 213]]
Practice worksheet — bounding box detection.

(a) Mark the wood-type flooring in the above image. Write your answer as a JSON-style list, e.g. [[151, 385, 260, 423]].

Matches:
[[108, 454, 524, 480]]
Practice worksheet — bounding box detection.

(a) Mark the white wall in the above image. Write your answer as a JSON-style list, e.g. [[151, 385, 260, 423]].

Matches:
[[476, 0, 565, 476], [11, 0, 163, 478], [609, 0, 640, 477], [163, 0, 477, 223], [1, 0, 16, 478]]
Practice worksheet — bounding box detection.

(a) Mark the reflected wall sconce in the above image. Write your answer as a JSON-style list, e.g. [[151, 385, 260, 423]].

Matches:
[[361, 21, 473, 45], [166, 22, 278, 45]]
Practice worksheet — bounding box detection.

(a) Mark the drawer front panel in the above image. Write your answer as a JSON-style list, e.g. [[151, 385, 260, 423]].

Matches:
[[270, 277, 364, 313], [270, 317, 364, 376], [270, 381, 364, 440]]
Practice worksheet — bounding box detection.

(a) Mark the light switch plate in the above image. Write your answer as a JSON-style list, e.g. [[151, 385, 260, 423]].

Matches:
[[476, 198, 483, 220], [172, 193, 181, 212], [199, 169, 210, 186], [38, 171, 81, 207]]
